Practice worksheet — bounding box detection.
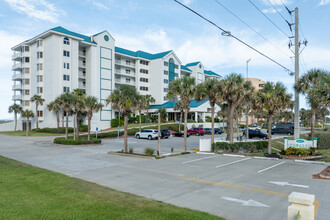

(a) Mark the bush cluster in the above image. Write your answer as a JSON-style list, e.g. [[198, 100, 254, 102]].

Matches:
[[310, 130, 330, 149], [285, 147, 312, 156], [33, 127, 74, 134], [53, 137, 101, 145], [144, 147, 155, 156], [212, 141, 267, 153], [111, 118, 124, 128]]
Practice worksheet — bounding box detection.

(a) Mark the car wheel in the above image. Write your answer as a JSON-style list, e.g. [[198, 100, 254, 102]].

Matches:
[[287, 132, 292, 135], [136, 134, 140, 139], [148, 135, 152, 140], [196, 132, 200, 136], [271, 132, 274, 135], [262, 136, 266, 140]]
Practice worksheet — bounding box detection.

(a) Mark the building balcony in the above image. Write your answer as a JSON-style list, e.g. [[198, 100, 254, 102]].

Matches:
[[12, 84, 22, 90], [12, 95, 22, 100], [79, 52, 86, 57], [79, 62, 86, 69], [115, 60, 136, 69], [115, 79, 135, 86], [115, 71, 136, 78], [12, 52, 22, 60], [12, 63, 22, 70], [12, 73, 23, 80], [79, 72, 86, 78]]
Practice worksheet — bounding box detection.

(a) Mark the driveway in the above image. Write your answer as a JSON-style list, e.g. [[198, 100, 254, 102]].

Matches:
[[0, 134, 328, 220]]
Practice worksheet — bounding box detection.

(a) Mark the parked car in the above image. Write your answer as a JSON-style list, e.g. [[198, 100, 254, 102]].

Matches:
[[243, 129, 268, 139], [249, 125, 261, 130], [135, 129, 158, 140], [214, 128, 224, 134], [172, 132, 190, 137], [187, 127, 205, 136], [204, 128, 224, 134], [269, 123, 294, 135], [155, 129, 170, 138]]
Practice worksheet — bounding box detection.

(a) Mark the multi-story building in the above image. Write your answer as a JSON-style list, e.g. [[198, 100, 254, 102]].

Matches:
[[11, 26, 221, 130]]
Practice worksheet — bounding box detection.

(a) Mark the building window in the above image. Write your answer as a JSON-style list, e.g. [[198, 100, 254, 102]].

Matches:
[[126, 60, 131, 65], [140, 86, 148, 91], [23, 68, 30, 74], [37, 111, 43, 117], [125, 69, 130, 74], [37, 63, 43, 71], [63, 75, 70, 81], [164, 70, 168, 75], [37, 40, 43, 47], [164, 79, 168, 84], [140, 60, 149, 65], [24, 79, 30, 85], [63, 87, 70, 92], [174, 64, 178, 69], [37, 75, 43, 82], [64, 63, 70, 69], [22, 46, 29, 52], [37, 87, 43, 94], [126, 78, 130, 83], [24, 90, 30, 95], [22, 57, 30, 63], [164, 61, 168, 66], [63, 50, 70, 57], [63, 37, 70, 45], [37, 51, 43, 59], [24, 100, 30, 106], [175, 73, 178, 77], [259, 84, 264, 88], [164, 96, 168, 101], [164, 88, 168, 92], [140, 77, 148, 83], [140, 69, 148, 74]]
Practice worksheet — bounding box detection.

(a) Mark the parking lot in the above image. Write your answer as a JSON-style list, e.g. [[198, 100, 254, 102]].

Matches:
[[0, 133, 328, 220]]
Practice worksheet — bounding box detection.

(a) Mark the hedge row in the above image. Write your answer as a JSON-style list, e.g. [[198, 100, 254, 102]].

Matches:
[[33, 125, 88, 134], [212, 141, 267, 153], [285, 147, 312, 156], [310, 130, 330, 149], [53, 137, 101, 145]]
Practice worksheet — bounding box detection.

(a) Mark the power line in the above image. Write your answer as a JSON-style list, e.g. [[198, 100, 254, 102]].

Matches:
[[248, 0, 291, 38], [213, 0, 292, 59], [266, 0, 287, 23], [174, 0, 293, 73]]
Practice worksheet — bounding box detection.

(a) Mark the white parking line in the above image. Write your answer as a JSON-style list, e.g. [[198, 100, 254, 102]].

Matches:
[[257, 162, 285, 173], [215, 158, 251, 168], [182, 155, 221, 164]]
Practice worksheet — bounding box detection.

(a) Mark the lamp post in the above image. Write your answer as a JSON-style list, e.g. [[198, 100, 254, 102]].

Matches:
[[245, 58, 251, 139], [246, 58, 251, 79]]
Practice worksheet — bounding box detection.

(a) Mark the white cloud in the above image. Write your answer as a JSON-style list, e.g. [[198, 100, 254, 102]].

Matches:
[[319, 0, 330, 6], [3, 0, 64, 23], [261, 0, 290, 6], [262, 7, 279, 13], [88, 0, 109, 10], [183, 0, 193, 5]]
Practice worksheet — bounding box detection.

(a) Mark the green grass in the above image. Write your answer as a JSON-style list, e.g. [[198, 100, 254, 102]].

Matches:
[[0, 131, 64, 136], [318, 149, 330, 162], [0, 156, 224, 220]]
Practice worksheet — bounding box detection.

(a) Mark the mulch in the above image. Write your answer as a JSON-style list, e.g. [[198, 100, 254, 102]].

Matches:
[[313, 166, 330, 180]]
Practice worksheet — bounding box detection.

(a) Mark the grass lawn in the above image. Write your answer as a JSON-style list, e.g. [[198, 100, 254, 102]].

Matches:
[[0, 156, 224, 220], [0, 131, 63, 136]]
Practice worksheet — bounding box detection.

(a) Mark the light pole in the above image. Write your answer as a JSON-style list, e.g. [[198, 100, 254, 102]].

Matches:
[[245, 58, 251, 139], [246, 58, 251, 79]]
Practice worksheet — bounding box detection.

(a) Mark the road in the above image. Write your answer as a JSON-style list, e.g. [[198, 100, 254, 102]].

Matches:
[[0, 133, 328, 220]]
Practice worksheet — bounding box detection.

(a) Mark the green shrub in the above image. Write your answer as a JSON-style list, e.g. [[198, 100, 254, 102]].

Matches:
[[212, 141, 267, 153], [129, 147, 134, 154], [311, 131, 330, 149], [285, 147, 311, 156], [111, 118, 124, 127], [53, 137, 101, 145], [79, 124, 88, 132], [144, 147, 155, 156], [33, 127, 73, 134], [187, 119, 195, 123], [127, 128, 140, 136]]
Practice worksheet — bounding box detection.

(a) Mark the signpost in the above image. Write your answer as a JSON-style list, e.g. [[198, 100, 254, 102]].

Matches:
[[284, 137, 318, 150], [96, 127, 98, 139]]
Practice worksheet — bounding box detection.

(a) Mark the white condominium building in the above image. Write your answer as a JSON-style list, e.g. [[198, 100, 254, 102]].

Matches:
[[11, 26, 221, 130]]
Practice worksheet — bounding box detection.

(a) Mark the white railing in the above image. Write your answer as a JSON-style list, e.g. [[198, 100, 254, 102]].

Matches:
[[12, 52, 22, 60], [12, 95, 22, 100], [12, 73, 23, 80], [12, 63, 22, 70], [12, 84, 22, 90]]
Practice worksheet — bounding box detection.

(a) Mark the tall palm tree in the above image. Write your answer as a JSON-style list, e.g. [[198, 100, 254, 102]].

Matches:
[[156, 107, 167, 123], [145, 94, 155, 114], [30, 95, 45, 129], [8, 103, 23, 131], [296, 69, 327, 139], [243, 88, 256, 139], [59, 92, 76, 139], [72, 89, 86, 139], [47, 98, 61, 129], [21, 109, 34, 136], [256, 82, 292, 154], [174, 101, 185, 133], [135, 95, 146, 132], [195, 78, 223, 145], [217, 103, 228, 132], [221, 73, 253, 144], [107, 85, 139, 152], [167, 76, 196, 152], [85, 96, 103, 141]]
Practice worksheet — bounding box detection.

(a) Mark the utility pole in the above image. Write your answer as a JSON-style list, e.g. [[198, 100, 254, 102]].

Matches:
[[294, 7, 300, 139], [157, 112, 161, 157]]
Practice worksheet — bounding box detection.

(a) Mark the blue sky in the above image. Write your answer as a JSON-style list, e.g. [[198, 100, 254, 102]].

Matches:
[[0, 0, 329, 119]]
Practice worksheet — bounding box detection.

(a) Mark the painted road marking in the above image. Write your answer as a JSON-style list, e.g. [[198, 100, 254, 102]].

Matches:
[[257, 162, 285, 173], [268, 181, 309, 188], [179, 176, 319, 217], [182, 155, 220, 164], [215, 157, 251, 168], [221, 196, 269, 207]]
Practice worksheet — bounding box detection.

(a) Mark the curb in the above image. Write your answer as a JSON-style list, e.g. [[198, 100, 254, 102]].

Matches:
[[223, 154, 245, 158], [253, 156, 279, 161], [196, 152, 215, 155], [295, 160, 325, 165]]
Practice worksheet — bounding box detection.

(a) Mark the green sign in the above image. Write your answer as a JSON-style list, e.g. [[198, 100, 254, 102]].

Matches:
[[284, 137, 318, 150]]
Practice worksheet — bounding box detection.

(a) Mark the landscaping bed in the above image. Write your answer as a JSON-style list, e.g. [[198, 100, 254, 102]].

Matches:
[[53, 137, 101, 145], [313, 166, 330, 180]]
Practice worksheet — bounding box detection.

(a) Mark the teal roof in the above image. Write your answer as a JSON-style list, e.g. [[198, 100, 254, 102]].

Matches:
[[50, 26, 96, 44], [181, 65, 192, 72], [204, 70, 221, 78], [149, 99, 209, 109], [115, 46, 172, 60], [185, 61, 201, 67]]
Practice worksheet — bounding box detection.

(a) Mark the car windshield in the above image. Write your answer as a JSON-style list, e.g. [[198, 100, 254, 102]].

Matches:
[[259, 130, 266, 134]]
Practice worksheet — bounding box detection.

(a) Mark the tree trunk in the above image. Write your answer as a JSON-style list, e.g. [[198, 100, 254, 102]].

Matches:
[[311, 107, 316, 140], [222, 115, 225, 132], [56, 112, 60, 129], [123, 113, 128, 153], [211, 104, 215, 145], [73, 114, 76, 141], [139, 110, 142, 132], [76, 113, 80, 139], [267, 115, 273, 154], [26, 117, 29, 136], [227, 105, 234, 144], [14, 113, 17, 132], [158, 112, 161, 157], [65, 112, 69, 140], [245, 106, 249, 139], [179, 111, 183, 133], [184, 108, 188, 152], [62, 111, 64, 127], [88, 115, 91, 141], [36, 103, 39, 129]]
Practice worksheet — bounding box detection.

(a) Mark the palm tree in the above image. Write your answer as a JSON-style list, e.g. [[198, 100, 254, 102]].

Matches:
[[174, 101, 184, 133], [47, 98, 61, 129], [167, 76, 196, 152], [243, 88, 256, 140], [256, 82, 292, 154], [8, 103, 23, 131], [221, 73, 253, 144], [30, 95, 45, 129], [145, 94, 155, 114], [156, 107, 167, 123], [296, 69, 327, 139], [107, 85, 139, 152], [195, 78, 223, 145], [72, 89, 86, 139], [106, 89, 123, 128], [21, 109, 34, 136], [135, 95, 146, 132], [59, 92, 76, 139], [217, 103, 228, 132], [85, 96, 103, 141]]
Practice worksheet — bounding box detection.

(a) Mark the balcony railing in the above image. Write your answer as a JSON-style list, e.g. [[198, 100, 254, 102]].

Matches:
[[12, 95, 22, 100], [12, 84, 22, 90], [12, 73, 23, 80], [12, 63, 22, 70], [115, 60, 136, 68], [12, 53, 22, 60]]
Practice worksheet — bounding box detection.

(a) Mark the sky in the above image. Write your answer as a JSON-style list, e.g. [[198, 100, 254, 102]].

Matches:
[[0, 0, 330, 119]]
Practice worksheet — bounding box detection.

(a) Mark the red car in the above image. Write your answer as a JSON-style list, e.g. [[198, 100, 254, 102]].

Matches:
[[187, 128, 205, 136]]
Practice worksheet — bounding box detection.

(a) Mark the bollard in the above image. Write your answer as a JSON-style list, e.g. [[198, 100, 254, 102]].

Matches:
[[288, 192, 315, 220]]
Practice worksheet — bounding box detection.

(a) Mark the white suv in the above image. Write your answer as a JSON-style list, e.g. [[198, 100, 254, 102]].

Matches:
[[135, 129, 158, 140]]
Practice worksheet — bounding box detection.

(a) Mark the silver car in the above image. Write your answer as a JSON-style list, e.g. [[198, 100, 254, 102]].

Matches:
[[135, 129, 158, 140]]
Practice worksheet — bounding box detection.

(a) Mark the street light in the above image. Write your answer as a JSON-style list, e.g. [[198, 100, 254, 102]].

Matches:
[[246, 58, 251, 79]]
